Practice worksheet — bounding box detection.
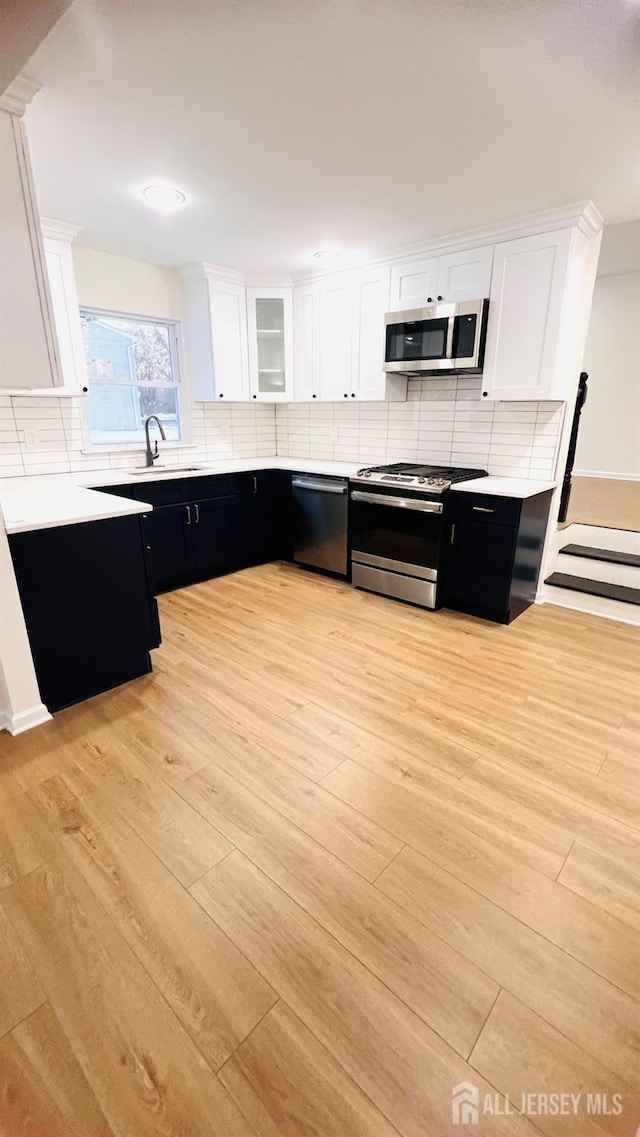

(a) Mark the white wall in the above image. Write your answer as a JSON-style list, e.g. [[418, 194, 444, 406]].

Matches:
[[72, 245, 186, 322], [575, 270, 640, 479]]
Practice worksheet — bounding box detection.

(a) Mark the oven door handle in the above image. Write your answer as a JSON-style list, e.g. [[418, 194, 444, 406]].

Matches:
[[350, 490, 443, 514]]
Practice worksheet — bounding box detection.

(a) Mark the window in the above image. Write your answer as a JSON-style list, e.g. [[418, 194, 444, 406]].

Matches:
[[80, 308, 186, 446]]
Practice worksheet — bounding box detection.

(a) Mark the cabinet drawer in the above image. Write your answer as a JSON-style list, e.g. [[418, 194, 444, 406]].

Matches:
[[185, 474, 242, 501], [94, 484, 133, 498], [129, 479, 188, 505], [451, 493, 521, 527]]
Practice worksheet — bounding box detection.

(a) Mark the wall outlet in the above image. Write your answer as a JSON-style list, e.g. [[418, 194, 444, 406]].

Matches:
[[24, 428, 41, 449]]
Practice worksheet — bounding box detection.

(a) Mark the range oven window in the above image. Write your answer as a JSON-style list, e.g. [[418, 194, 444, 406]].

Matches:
[[351, 494, 443, 570], [385, 317, 449, 363]]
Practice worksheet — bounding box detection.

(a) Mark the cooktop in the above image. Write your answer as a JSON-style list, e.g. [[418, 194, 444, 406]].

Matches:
[[352, 462, 488, 491]]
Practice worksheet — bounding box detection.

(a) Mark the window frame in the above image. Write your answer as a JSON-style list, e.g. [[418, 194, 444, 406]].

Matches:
[[79, 305, 193, 452]]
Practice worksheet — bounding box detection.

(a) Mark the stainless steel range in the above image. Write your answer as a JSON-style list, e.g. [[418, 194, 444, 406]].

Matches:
[[350, 463, 487, 609]]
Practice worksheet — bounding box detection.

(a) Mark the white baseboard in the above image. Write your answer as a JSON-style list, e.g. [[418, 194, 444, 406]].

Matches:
[[1, 703, 52, 735], [573, 469, 640, 481]]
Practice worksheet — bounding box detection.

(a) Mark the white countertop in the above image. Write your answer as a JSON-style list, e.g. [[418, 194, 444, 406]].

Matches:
[[1, 482, 151, 534], [452, 476, 556, 498], [78, 457, 362, 488], [0, 458, 358, 535], [0, 459, 555, 534]]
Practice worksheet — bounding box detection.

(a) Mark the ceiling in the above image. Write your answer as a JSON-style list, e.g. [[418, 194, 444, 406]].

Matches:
[[24, 0, 640, 273]]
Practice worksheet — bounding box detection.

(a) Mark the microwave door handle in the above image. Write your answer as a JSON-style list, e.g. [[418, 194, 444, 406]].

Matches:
[[445, 314, 455, 360]]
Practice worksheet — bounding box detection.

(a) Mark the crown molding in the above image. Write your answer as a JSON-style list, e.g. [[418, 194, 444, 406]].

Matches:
[[293, 200, 604, 284], [179, 261, 246, 284], [40, 217, 82, 243], [0, 75, 42, 116]]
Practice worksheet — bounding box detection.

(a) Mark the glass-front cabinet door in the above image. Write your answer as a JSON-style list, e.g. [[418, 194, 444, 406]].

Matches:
[[246, 287, 294, 401]]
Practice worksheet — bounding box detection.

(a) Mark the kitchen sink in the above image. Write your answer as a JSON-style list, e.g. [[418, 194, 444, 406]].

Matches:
[[127, 465, 208, 475]]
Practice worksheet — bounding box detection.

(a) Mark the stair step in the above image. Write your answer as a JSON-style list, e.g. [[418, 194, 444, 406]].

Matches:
[[561, 543, 640, 569], [543, 584, 640, 626], [544, 572, 640, 606]]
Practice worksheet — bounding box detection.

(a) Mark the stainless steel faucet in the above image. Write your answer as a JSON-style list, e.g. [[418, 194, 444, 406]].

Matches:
[[144, 415, 167, 466]]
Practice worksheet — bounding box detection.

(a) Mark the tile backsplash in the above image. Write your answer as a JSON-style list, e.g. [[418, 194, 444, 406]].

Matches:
[[276, 377, 565, 478], [0, 397, 277, 478], [0, 376, 564, 480]]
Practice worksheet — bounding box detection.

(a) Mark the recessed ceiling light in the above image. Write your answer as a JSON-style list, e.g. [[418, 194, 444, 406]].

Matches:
[[142, 185, 186, 212], [313, 249, 342, 260]]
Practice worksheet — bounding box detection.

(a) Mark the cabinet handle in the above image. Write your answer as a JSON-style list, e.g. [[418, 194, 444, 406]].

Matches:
[[472, 506, 495, 513], [186, 505, 192, 525], [194, 503, 200, 524], [450, 523, 455, 545], [252, 476, 258, 495]]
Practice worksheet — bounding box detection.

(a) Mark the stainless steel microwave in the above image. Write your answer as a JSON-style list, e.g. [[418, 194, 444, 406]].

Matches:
[[384, 298, 489, 375]]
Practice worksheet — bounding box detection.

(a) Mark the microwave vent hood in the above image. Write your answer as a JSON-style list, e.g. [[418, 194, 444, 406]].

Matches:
[[384, 299, 489, 376]]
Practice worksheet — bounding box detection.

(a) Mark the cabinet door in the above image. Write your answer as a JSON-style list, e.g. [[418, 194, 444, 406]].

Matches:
[[209, 278, 250, 401], [447, 519, 517, 615], [437, 245, 494, 303], [192, 492, 251, 573], [247, 287, 294, 401], [142, 503, 193, 590], [43, 237, 88, 389], [249, 469, 292, 563], [319, 275, 354, 401], [0, 112, 61, 389], [351, 265, 390, 401], [294, 283, 320, 401], [389, 256, 439, 312], [482, 229, 573, 401]]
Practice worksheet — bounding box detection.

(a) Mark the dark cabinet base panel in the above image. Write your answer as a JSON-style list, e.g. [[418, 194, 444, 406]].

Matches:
[[9, 515, 159, 714]]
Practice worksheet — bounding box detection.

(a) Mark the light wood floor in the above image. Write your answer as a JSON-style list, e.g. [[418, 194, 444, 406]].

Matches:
[[1, 562, 639, 1136], [561, 476, 640, 531]]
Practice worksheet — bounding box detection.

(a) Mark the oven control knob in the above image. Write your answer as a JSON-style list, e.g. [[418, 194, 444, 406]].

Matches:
[[417, 476, 426, 483], [438, 478, 446, 485], [363, 470, 372, 477], [427, 476, 436, 484]]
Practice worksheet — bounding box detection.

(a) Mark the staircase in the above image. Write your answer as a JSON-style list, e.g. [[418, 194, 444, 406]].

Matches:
[[543, 524, 640, 626]]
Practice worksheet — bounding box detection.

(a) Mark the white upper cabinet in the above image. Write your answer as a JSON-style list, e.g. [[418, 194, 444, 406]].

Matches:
[[319, 275, 353, 401], [294, 282, 320, 400], [389, 256, 440, 311], [482, 229, 577, 401], [246, 287, 294, 402], [389, 246, 493, 312], [436, 245, 493, 303], [0, 84, 62, 390], [181, 267, 250, 401], [42, 225, 87, 390], [352, 266, 406, 402]]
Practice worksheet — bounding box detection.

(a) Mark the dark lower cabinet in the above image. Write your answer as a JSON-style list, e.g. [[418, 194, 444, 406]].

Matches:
[[445, 490, 552, 624], [9, 514, 160, 713], [110, 470, 294, 592], [143, 503, 193, 585], [193, 493, 251, 574], [141, 487, 254, 593], [248, 469, 292, 564]]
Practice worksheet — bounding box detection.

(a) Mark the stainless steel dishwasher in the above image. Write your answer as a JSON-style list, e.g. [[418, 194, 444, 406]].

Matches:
[[291, 474, 349, 576]]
